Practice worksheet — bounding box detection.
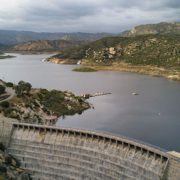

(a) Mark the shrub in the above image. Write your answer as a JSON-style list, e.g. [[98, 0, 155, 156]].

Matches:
[[5, 82, 14, 87], [0, 101, 10, 108], [0, 85, 5, 95], [0, 142, 5, 151], [15, 81, 32, 97], [72, 67, 97, 72]]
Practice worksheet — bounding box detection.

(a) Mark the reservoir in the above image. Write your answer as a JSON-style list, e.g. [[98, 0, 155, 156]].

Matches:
[[0, 53, 180, 151]]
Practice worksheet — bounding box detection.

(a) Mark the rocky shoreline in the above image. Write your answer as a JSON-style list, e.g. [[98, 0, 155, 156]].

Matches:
[[47, 58, 180, 81], [47, 57, 77, 64], [89, 62, 180, 81]]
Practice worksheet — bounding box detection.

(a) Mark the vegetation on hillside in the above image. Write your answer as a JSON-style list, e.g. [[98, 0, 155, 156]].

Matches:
[[15, 81, 32, 97], [0, 30, 112, 45], [11, 39, 86, 52], [0, 81, 90, 125], [50, 34, 180, 70], [0, 85, 5, 95]]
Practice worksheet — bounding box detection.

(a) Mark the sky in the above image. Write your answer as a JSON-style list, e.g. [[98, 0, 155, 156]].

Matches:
[[0, 0, 179, 33]]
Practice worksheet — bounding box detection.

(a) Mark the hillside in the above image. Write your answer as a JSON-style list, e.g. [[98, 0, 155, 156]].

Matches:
[[0, 30, 112, 45], [121, 22, 180, 37], [49, 34, 180, 80], [0, 44, 11, 51], [11, 39, 86, 52], [50, 34, 180, 69]]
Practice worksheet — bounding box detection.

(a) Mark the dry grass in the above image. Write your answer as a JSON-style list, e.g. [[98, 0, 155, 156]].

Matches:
[[88, 62, 180, 81]]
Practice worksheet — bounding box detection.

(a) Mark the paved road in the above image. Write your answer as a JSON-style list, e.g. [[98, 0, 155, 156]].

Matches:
[[0, 81, 15, 102]]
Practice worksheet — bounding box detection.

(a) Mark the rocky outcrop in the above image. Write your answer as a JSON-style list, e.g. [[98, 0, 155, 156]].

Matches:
[[0, 143, 31, 180], [84, 35, 180, 68], [48, 58, 78, 64]]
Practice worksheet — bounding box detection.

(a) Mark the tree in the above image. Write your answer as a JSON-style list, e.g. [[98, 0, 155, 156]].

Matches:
[[15, 81, 32, 97], [5, 82, 14, 87], [0, 101, 10, 108], [0, 85, 5, 95]]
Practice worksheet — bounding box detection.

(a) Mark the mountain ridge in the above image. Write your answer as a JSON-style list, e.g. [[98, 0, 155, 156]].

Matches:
[[0, 30, 112, 45], [120, 22, 180, 37], [10, 39, 86, 52]]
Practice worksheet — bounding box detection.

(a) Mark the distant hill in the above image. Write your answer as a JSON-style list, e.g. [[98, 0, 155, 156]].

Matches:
[[50, 34, 180, 70], [10, 39, 86, 52], [0, 44, 11, 52], [0, 30, 112, 45], [120, 22, 180, 37]]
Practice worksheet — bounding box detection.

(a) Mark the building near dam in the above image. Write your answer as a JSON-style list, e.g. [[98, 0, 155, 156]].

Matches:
[[0, 119, 180, 180]]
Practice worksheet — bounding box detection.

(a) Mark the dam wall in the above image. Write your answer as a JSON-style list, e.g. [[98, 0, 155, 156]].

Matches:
[[7, 123, 172, 180], [164, 153, 180, 180], [0, 116, 17, 146]]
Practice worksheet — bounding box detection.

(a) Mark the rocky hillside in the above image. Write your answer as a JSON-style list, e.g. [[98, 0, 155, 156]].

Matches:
[[121, 22, 180, 37], [49, 34, 180, 70], [11, 39, 86, 52]]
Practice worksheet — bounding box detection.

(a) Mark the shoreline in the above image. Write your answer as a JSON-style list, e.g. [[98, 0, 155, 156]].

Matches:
[[2, 51, 180, 81], [48, 59, 180, 81], [90, 62, 180, 81]]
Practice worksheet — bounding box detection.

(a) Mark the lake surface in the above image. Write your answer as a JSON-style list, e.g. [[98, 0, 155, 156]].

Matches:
[[0, 53, 180, 151]]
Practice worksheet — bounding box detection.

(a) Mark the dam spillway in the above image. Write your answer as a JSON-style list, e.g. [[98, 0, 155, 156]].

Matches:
[[5, 123, 176, 180]]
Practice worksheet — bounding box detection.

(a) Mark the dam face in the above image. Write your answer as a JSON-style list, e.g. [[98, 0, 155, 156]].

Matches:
[[6, 123, 177, 180], [0, 117, 17, 146]]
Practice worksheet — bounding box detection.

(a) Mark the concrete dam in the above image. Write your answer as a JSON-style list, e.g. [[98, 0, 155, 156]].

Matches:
[[0, 120, 180, 179]]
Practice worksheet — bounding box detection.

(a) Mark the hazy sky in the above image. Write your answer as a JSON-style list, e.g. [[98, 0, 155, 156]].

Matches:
[[0, 0, 179, 33]]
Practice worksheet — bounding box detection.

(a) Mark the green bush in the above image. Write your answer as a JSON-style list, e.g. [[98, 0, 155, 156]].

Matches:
[[15, 81, 32, 97], [0, 142, 5, 152], [0, 85, 5, 95], [0, 101, 10, 108], [5, 82, 14, 87], [72, 67, 97, 72]]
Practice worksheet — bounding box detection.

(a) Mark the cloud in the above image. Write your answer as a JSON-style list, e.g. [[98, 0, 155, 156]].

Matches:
[[0, 0, 179, 33]]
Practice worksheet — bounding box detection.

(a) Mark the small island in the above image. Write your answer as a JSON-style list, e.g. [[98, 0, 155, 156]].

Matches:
[[0, 53, 15, 59], [72, 67, 97, 72], [0, 80, 90, 125]]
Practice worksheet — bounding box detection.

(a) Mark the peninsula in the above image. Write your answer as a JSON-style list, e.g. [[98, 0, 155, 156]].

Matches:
[[0, 80, 90, 125], [0, 53, 14, 59]]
